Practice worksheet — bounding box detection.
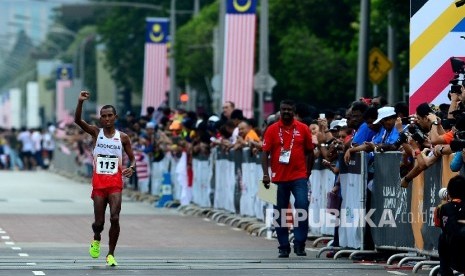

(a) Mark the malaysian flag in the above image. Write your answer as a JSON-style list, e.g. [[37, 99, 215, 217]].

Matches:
[[56, 65, 73, 123], [141, 18, 170, 115], [222, 0, 257, 118]]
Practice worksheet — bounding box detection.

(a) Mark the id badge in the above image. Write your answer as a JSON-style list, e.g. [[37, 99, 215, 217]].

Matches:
[[279, 150, 291, 164]]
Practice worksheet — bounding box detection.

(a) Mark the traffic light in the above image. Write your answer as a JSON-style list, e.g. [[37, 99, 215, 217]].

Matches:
[[179, 93, 189, 103]]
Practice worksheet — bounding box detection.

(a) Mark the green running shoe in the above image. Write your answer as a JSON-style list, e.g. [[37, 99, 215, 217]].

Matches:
[[89, 240, 100, 258], [106, 254, 118, 266]]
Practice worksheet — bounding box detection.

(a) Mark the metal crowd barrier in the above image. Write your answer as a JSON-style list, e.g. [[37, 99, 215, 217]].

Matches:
[[53, 144, 458, 271]]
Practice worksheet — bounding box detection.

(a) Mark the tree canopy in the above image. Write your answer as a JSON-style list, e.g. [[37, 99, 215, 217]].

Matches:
[[82, 0, 411, 111]]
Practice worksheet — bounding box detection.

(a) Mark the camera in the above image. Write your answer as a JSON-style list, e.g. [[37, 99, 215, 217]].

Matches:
[[394, 124, 428, 148], [449, 76, 463, 94]]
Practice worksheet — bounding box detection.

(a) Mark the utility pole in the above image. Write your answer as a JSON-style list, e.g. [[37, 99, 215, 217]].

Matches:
[[387, 22, 398, 105], [356, 0, 370, 100], [193, 0, 200, 16], [169, 0, 177, 109], [254, 0, 276, 127], [215, 0, 226, 115]]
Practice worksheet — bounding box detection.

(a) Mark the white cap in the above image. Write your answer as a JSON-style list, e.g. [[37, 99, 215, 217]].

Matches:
[[146, 122, 156, 129], [374, 107, 396, 124], [329, 120, 341, 131], [208, 115, 220, 122]]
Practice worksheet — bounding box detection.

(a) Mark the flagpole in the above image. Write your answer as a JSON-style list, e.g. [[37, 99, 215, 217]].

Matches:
[[169, 0, 177, 110]]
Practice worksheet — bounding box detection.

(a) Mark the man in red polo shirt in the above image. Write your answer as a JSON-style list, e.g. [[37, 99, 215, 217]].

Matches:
[[262, 99, 315, 258]]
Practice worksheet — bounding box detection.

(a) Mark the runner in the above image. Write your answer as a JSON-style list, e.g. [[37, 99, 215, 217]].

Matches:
[[74, 91, 136, 266]]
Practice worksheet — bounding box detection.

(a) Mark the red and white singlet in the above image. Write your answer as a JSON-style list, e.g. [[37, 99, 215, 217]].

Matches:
[[92, 129, 123, 189]]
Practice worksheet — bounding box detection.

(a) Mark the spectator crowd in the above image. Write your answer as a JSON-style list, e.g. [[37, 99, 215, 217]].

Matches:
[[2, 90, 465, 272]]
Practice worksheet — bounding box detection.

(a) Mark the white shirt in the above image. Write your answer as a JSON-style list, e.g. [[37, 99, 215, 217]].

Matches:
[[17, 131, 34, 152]]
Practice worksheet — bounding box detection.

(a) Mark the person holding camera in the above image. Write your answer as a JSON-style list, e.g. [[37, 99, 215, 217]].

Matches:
[[446, 83, 465, 120], [399, 103, 443, 187]]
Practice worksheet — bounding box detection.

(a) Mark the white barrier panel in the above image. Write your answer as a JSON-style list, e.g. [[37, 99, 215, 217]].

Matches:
[[150, 156, 171, 196], [214, 157, 236, 213], [170, 154, 181, 201], [253, 163, 267, 220], [192, 158, 212, 208], [240, 161, 257, 216], [309, 161, 337, 236], [338, 153, 365, 249], [176, 152, 191, 206]]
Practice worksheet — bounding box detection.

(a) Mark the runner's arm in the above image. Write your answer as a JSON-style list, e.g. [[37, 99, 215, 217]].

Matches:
[[74, 91, 99, 137]]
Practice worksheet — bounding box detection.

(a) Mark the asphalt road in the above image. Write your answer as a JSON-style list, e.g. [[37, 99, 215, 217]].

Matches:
[[0, 171, 431, 276]]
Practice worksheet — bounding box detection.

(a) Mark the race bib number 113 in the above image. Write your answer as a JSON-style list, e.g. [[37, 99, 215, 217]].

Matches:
[[96, 156, 118, 175]]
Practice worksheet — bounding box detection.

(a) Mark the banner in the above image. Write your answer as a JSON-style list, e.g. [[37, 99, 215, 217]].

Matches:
[[192, 156, 213, 208], [222, 0, 257, 118], [409, 0, 465, 113], [309, 158, 337, 236], [371, 152, 415, 248], [338, 153, 364, 249], [214, 150, 236, 213], [421, 158, 442, 251], [240, 148, 260, 216], [56, 64, 73, 123], [142, 18, 169, 114]]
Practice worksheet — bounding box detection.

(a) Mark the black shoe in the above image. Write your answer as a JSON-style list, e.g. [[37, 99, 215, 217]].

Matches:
[[278, 249, 290, 258], [294, 246, 307, 256]]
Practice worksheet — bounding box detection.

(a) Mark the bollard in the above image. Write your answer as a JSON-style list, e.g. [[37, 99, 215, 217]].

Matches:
[[156, 172, 174, 208]]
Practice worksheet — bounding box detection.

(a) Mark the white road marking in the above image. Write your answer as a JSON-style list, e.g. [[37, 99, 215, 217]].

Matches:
[[1, 236, 10, 240], [26, 263, 37, 265], [32, 271, 46, 275], [387, 271, 407, 275], [5, 241, 14, 245], [19, 253, 29, 257], [11, 246, 21, 250], [0, 230, 6, 234]]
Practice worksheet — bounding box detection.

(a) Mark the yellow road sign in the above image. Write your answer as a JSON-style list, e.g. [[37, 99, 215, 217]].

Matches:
[[369, 48, 393, 84]]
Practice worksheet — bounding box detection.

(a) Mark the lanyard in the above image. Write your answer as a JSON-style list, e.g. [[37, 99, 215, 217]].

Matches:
[[382, 129, 392, 144], [279, 126, 296, 151]]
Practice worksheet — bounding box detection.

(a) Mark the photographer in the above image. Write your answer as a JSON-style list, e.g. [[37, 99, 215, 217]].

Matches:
[[447, 113, 465, 172], [446, 81, 465, 119], [400, 103, 443, 187]]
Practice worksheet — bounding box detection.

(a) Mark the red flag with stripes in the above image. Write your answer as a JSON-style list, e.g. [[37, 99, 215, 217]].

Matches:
[[222, 0, 257, 118], [142, 18, 169, 115]]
